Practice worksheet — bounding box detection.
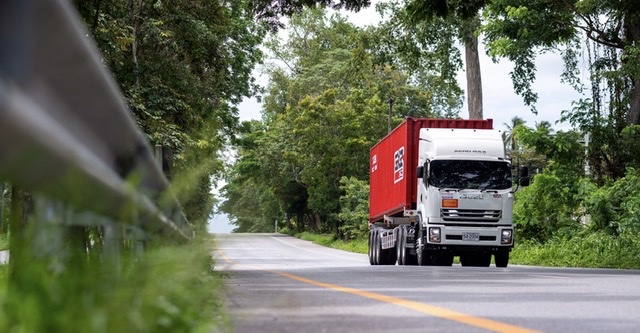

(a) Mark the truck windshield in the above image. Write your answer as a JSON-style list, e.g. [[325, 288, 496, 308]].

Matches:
[[428, 160, 512, 190]]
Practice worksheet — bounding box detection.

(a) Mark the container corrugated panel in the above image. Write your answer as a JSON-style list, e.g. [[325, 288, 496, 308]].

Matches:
[[368, 118, 493, 223]]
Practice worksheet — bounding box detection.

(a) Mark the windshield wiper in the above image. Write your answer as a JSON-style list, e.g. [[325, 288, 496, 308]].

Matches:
[[439, 187, 461, 192]]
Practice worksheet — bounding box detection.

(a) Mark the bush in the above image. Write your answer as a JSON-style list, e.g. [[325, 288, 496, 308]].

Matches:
[[514, 170, 582, 242], [0, 237, 229, 332], [511, 230, 640, 269], [580, 168, 640, 234], [337, 176, 369, 241]]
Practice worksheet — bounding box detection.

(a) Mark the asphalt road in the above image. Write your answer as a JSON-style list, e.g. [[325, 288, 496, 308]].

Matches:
[[213, 233, 640, 333]]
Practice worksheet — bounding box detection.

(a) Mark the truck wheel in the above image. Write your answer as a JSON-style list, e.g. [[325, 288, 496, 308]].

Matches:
[[386, 240, 397, 265], [495, 252, 509, 268], [396, 226, 407, 265], [460, 254, 471, 266], [368, 229, 375, 265], [417, 248, 425, 266], [416, 229, 427, 266], [372, 229, 381, 265]]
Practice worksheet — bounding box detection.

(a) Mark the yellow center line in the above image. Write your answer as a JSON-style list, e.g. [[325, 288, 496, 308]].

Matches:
[[213, 237, 540, 333], [213, 236, 233, 264]]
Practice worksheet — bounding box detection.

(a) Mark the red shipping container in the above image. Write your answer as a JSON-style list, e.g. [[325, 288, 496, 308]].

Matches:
[[368, 118, 493, 223]]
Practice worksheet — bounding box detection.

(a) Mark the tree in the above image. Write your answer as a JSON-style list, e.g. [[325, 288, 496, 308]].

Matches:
[[404, 0, 488, 119], [250, 0, 371, 30], [74, 0, 267, 226], [484, 0, 640, 181], [372, 1, 464, 116], [484, 0, 640, 125], [503, 116, 526, 152], [222, 8, 460, 235]]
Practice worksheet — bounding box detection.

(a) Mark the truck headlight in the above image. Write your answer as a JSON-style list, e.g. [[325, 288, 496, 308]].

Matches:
[[429, 227, 441, 243], [501, 229, 513, 244]]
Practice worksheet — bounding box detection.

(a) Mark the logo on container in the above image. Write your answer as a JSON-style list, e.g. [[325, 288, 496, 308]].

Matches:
[[394, 147, 404, 183], [371, 154, 378, 173]]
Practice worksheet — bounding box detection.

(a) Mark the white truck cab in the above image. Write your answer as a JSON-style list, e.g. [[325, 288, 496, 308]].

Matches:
[[415, 128, 516, 267]]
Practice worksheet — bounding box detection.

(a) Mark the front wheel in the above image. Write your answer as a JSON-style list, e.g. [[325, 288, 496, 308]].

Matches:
[[495, 252, 509, 268]]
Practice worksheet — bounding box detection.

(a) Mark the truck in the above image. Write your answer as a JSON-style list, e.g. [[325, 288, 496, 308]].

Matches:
[[368, 118, 529, 268]]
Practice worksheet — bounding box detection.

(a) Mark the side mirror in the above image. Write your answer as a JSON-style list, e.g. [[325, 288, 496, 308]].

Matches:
[[520, 177, 530, 187], [416, 166, 424, 179]]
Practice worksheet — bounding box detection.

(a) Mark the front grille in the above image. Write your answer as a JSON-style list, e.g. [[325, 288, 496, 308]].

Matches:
[[441, 209, 502, 222]]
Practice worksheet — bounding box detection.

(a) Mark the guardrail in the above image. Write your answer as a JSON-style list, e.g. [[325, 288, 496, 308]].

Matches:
[[0, 0, 193, 263]]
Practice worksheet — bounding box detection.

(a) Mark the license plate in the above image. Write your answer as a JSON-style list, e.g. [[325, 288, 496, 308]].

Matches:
[[462, 232, 480, 241]]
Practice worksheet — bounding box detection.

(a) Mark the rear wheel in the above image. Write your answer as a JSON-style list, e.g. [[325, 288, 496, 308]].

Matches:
[[385, 233, 397, 265], [372, 229, 381, 265], [416, 228, 427, 266], [495, 252, 509, 268], [368, 229, 375, 265], [396, 227, 405, 265]]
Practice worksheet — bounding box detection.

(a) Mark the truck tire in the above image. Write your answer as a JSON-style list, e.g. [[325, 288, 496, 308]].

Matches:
[[385, 240, 397, 265], [368, 229, 375, 265], [495, 252, 509, 268], [416, 228, 427, 266], [396, 226, 405, 265], [372, 229, 381, 265]]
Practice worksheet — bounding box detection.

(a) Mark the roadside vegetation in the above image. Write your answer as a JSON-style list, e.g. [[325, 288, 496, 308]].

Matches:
[[221, 3, 640, 271], [0, 237, 229, 332], [279, 229, 640, 269]]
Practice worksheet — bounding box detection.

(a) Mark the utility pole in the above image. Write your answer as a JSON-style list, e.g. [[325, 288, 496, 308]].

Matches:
[[388, 97, 395, 133]]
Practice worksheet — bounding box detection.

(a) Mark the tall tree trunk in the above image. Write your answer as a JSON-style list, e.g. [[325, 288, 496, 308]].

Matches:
[[625, 11, 640, 125], [628, 77, 640, 125], [129, 0, 142, 86], [463, 17, 483, 120]]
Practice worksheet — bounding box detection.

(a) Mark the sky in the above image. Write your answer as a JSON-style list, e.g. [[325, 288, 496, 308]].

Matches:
[[207, 2, 587, 234]]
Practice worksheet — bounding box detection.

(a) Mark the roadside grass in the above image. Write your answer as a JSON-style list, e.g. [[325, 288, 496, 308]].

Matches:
[[290, 231, 369, 254], [284, 230, 640, 269], [0, 235, 230, 332], [510, 231, 640, 269]]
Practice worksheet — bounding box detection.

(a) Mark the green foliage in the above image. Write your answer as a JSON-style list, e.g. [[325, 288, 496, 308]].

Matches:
[[514, 171, 582, 242], [295, 231, 368, 253], [74, 0, 267, 229], [222, 7, 461, 234], [579, 168, 640, 234], [337, 176, 369, 240], [0, 238, 228, 332], [511, 231, 640, 269], [375, 0, 464, 115], [512, 123, 585, 242]]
